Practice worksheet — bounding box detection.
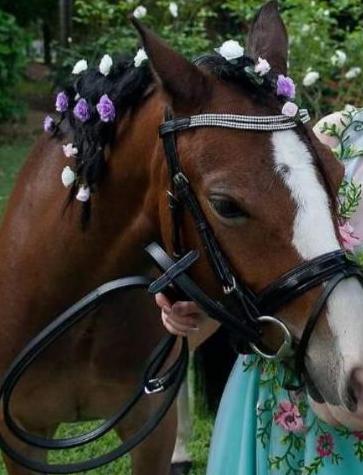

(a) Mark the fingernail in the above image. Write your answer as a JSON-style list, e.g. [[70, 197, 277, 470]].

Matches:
[[191, 326, 200, 332]]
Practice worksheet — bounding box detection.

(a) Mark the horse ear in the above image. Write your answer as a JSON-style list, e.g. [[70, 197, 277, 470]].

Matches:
[[246, 0, 288, 75], [132, 19, 209, 110]]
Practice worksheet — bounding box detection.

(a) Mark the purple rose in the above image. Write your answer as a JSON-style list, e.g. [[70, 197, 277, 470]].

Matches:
[[55, 91, 69, 113], [276, 75, 296, 99], [96, 94, 116, 122], [43, 115, 55, 133], [73, 98, 91, 122]]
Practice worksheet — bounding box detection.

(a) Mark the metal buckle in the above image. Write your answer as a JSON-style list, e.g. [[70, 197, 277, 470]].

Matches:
[[223, 276, 237, 295], [174, 172, 189, 186], [249, 315, 293, 361], [144, 378, 165, 395]]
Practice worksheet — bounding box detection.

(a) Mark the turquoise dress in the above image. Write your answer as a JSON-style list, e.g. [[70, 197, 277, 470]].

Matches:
[[207, 355, 363, 475]]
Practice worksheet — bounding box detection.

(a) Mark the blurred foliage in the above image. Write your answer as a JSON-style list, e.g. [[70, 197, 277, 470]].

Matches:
[[53, 0, 363, 119], [0, 0, 57, 27], [0, 10, 28, 121]]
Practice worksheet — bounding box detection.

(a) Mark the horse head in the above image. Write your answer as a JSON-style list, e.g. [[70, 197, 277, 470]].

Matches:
[[133, 1, 363, 428]]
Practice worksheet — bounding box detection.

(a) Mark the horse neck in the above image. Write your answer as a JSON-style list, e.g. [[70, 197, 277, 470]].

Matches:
[[0, 91, 166, 342]]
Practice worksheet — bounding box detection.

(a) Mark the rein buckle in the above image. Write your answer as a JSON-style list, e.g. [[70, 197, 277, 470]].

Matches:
[[144, 378, 165, 395], [223, 276, 237, 295]]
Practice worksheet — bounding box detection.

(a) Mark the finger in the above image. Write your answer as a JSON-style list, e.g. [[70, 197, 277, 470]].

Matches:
[[164, 315, 199, 335], [172, 301, 204, 317], [161, 313, 187, 337], [155, 292, 172, 311], [167, 312, 199, 328]]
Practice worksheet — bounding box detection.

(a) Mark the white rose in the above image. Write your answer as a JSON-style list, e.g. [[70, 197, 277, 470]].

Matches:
[[76, 185, 91, 202], [134, 48, 148, 67], [62, 143, 78, 158], [133, 5, 147, 19], [282, 101, 299, 117], [99, 54, 113, 76], [215, 40, 244, 61], [169, 2, 178, 17], [254, 57, 271, 76], [61, 166, 76, 188], [303, 71, 320, 87], [345, 67, 361, 80], [331, 50, 347, 67], [72, 59, 88, 75]]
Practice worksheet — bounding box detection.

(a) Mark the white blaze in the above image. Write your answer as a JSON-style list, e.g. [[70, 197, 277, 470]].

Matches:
[[272, 131, 363, 384], [272, 130, 340, 259]]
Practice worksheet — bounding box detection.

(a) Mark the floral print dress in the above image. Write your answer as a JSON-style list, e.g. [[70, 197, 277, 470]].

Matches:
[[207, 107, 363, 475], [207, 355, 363, 475]]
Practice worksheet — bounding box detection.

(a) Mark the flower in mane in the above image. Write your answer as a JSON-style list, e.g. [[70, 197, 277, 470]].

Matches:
[[215, 40, 244, 61], [72, 59, 88, 75], [63, 143, 78, 159], [96, 94, 116, 122], [254, 57, 270, 76], [55, 91, 69, 113], [134, 48, 148, 67], [276, 75, 296, 99], [61, 166, 76, 188], [282, 101, 298, 118], [43, 115, 55, 133], [74, 98, 91, 123], [99, 54, 113, 76], [76, 185, 91, 202]]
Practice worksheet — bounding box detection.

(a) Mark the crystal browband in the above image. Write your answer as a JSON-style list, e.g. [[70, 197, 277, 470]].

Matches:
[[159, 109, 310, 135]]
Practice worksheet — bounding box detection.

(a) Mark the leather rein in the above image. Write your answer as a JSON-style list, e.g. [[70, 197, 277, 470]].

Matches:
[[0, 107, 362, 473]]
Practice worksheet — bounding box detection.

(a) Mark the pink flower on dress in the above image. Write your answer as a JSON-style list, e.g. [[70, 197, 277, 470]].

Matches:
[[316, 433, 334, 457], [353, 431, 363, 440], [339, 222, 361, 252], [274, 400, 304, 432]]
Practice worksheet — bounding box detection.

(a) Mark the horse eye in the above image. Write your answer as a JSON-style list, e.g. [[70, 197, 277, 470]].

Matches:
[[209, 197, 248, 220]]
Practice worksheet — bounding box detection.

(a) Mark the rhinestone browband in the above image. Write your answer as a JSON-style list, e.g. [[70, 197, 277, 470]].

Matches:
[[159, 109, 310, 135]]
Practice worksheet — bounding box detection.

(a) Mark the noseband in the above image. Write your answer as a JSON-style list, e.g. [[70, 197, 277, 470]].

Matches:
[[154, 106, 363, 380], [1, 106, 363, 473]]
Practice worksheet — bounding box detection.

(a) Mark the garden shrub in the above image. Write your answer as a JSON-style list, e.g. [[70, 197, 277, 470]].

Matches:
[[0, 10, 27, 121]]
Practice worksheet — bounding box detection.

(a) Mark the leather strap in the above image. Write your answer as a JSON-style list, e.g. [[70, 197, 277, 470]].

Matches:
[[0, 276, 188, 473]]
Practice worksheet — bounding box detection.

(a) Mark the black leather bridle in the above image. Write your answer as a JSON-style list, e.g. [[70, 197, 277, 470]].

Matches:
[[156, 107, 363, 373], [1, 107, 363, 473]]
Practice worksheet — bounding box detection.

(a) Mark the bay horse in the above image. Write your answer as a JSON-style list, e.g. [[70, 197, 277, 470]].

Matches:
[[2, 1, 363, 474]]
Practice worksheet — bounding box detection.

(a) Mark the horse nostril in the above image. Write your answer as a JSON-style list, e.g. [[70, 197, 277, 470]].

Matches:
[[349, 368, 363, 408]]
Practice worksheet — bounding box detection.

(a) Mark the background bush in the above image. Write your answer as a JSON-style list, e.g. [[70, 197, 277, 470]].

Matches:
[[56, 0, 363, 120], [0, 10, 27, 121]]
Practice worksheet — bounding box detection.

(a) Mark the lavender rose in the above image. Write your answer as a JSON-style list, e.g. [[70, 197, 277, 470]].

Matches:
[[96, 94, 116, 123], [276, 75, 296, 99], [55, 91, 69, 113], [73, 98, 91, 123], [43, 115, 55, 133]]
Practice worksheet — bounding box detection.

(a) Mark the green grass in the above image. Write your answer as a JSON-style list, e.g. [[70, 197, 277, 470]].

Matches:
[[0, 140, 213, 474], [0, 142, 30, 216]]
